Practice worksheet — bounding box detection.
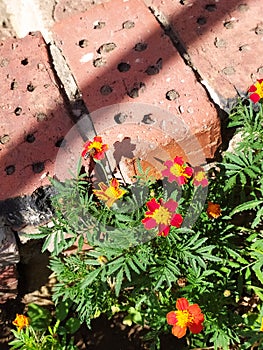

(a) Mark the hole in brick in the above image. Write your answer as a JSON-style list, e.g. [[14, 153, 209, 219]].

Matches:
[[197, 17, 207, 25], [127, 82, 145, 98], [122, 20, 135, 29], [27, 83, 35, 92], [224, 21, 234, 29], [117, 62, 131, 72], [10, 80, 18, 90], [114, 112, 127, 124], [255, 24, 263, 35], [32, 162, 45, 174], [237, 3, 249, 12], [166, 90, 180, 101], [78, 39, 89, 48], [21, 58, 29, 65], [214, 37, 227, 48], [222, 66, 236, 75], [100, 85, 113, 95], [97, 43, 117, 54], [93, 21, 106, 29], [5, 165, 15, 175], [93, 57, 107, 67], [239, 44, 250, 52], [142, 114, 155, 124], [25, 134, 35, 143], [0, 134, 10, 144], [36, 112, 48, 122], [145, 65, 159, 76], [14, 107, 22, 116], [257, 66, 263, 74], [205, 4, 217, 12], [134, 42, 148, 52], [55, 137, 65, 147]]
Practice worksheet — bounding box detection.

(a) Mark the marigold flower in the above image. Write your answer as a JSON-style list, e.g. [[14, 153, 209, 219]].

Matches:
[[206, 201, 221, 219], [12, 314, 29, 331], [142, 198, 183, 236], [81, 136, 108, 160], [166, 298, 204, 338], [248, 79, 263, 103], [162, 156, 193, 185], [93, 178, 126, 208], [192, 167, 208, 187]]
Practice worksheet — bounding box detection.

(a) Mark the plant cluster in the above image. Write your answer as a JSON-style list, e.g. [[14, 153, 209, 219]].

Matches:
[[10, 80, 263, 349]]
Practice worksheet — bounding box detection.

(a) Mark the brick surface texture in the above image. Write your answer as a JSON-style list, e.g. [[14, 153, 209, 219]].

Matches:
[[0, 32, 74, 200], [147, 0, 263, 101]]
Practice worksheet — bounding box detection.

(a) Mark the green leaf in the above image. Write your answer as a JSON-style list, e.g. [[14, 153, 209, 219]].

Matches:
[[80, 268, 101, 289], [65, 317, 81, 334]]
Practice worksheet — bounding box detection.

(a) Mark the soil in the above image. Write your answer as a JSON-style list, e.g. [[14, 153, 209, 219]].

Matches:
[[0, 240, 186, 350]]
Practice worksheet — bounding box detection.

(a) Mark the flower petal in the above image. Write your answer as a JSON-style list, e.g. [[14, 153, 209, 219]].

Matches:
[[164, 198, 178, 212], [176, 297, 189, 311], [170, 213, 183, 228], [171, 324, 187, 338], [142, 217, 157, 229], [166, 311, 177, 325], [146, 198, 160, 212]]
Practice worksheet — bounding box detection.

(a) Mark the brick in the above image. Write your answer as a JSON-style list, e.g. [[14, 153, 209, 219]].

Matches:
[[51, 0, 221, 170], [0, 216, 19, 266], [0, 32, 74, 200], [147, 0, 263, 103], [0, 264, 18, 303]]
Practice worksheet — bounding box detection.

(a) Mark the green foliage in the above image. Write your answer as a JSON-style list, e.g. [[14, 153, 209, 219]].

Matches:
[[26, 96, 263, 349], [9, 302, 80, 350]]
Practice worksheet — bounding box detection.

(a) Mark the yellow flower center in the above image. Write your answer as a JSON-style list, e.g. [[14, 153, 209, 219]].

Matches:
[[175, 310, 194, 328], [152, 206, 171, 225], [255, 81, 263, 98], [170, 163, 185, 177], [195, 171, 205, 181], [89, 141, 102, 152], [105, 186, 126, 200]]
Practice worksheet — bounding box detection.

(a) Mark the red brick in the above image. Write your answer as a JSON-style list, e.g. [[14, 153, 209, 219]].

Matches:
[[51, 0, 221, 166], [0, 32, 74, 200], [0, 264, 18, 303], [147, 0, 263, 101]]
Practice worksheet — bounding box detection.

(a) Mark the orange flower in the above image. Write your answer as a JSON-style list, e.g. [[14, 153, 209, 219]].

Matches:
[[206, 201, 221, 219], [248, 79, 263, 103], [12, 314, 29, 331], [81, 136, 108, 160], [93, 178, 126, 208], [166, 298, 204, 338]]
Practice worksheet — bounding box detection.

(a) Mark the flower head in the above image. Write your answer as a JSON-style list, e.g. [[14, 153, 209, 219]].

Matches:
[[166, 298, 204, 338], [162, 156, 193, 185], [192, 167, 208, 187], [93, 178, 126, 208], [248, 79, 263, 103], [207, 201, 221, 219], [142, 198, 183, 236], [12, 314, 29, 331], [82, 136, 108, 160]]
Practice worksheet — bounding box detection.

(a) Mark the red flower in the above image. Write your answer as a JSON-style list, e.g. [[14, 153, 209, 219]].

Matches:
[[81, 136, 108, 160], [192, 167, 208, 187], [142, 198, 183, 236], [248, 79, 263, 103], [162, 156, 193, 185], [166, 298, 204, 338]]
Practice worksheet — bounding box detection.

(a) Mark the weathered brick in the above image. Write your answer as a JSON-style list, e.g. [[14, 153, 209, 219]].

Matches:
[[0, 32, 74, 200]]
